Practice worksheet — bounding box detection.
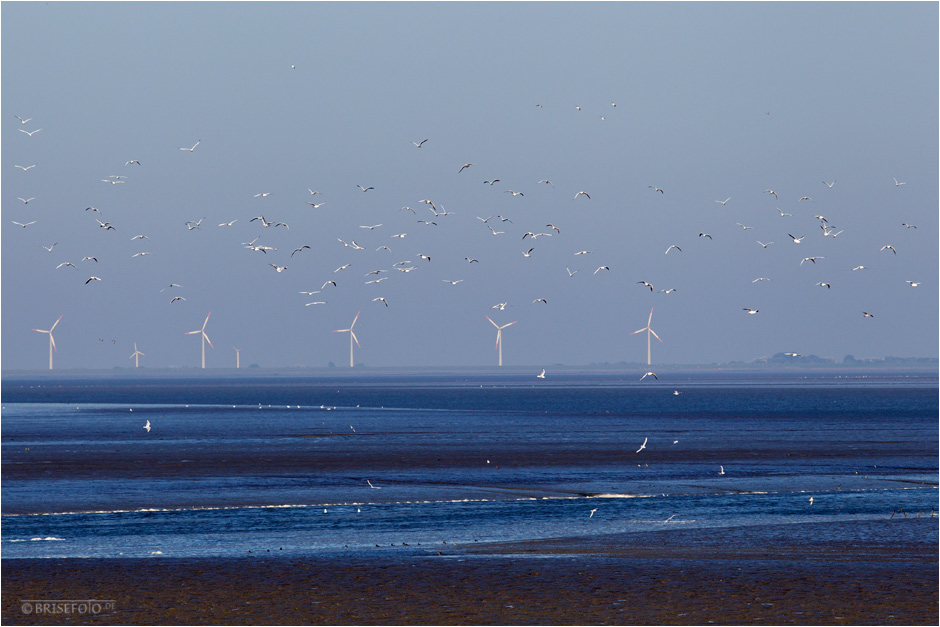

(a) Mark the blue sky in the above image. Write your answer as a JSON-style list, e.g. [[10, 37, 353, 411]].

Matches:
[[3, 2, 937, 370]]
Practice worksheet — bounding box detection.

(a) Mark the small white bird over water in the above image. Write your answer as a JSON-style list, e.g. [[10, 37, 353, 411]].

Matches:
[[640, 372, 658, 381], [143, 420, 151, 433], [636, 437, 648, 453], [537, 369, 546, 379]]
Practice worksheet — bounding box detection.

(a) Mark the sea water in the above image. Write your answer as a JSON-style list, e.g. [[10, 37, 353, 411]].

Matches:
[[2, 371, 937, 559]]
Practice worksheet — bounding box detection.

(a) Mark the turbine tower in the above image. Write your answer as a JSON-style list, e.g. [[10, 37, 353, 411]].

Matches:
[[333, 311, 361, 368], [630, 307, 662, 366], [32, 315, 62, 370], [486, 315, 517, 367], [185, 312, 213, 368], [233, 347, 241, 369], [130, 342, 144, 368]]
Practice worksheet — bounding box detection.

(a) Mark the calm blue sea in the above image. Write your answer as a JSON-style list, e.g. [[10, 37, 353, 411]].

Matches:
[[2, 371, 937, 560]]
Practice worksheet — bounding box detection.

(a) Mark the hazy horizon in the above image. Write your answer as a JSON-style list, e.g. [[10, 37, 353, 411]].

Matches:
[[3, 2, 937, 371]]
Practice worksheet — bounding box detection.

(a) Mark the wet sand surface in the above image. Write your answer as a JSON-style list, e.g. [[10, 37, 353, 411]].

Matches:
[[3, 518, 936, 626]]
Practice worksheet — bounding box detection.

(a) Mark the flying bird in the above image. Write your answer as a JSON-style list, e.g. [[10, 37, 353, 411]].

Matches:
[[788, 234, 806, 243], [823, 180, 836, 188], [743, 308, 759, 314], [756, 241, 773, 248], [880, 245, 897, 254], [636, 436, 649, 452], [143, 420, 151, 433], [532, 298, 547, 304], [637, 281, 654, 291], [905, 281, 921, 287], [537, 368, 546, 379], [357, 184, 374, 192], [901, 223, 917, 229], [170, 296, 186, 303], [458, 163, 475, 173], [15, 164, 36, 171], [573, 191, 591, 199], [14, 115, 32, 124], [800, 256, 824, 265], [639, 372, 657, 381], [218, 219, 238, 227], [776, 208, 792, 217], [42, 243, 57, 252], [566, 267, 579, 277], [11, 220, 36, 228], [179, 140, 201, 152], [648, 186, 664, 194], [699, 232, 713, 239], [291, 245, 311, 257], [442, 279, 464, 285], [862, 312, 874, 317], [715, 197, 731, 205], [505, 190, 524, 197], [594, 266, 610, 274], [85, 276, 102, 284], [18, 197, 35, 204], [764, 189, 777, 198], [483, 179, 500, 185], [411, 139, 428, 148], [372, 297, 389, 307], [893, 178, 906, 186], [19, 128, 42, 136], [538, 179, 554, 187], [665, 245, 682, 254], [56, 261, 77, 270], [736, 223, 754, 230], [125, 160, 141, 166], [815, 282, 831, 289]]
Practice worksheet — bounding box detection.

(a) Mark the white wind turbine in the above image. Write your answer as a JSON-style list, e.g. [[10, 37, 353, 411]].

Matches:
[[486, 315, 517, 367], [185, 312, 213, 368], [32, 315, 62, 370], [234, 347, 241, 369], [630, 307, 662, 366], [130, 342, 144, 368], [333, 311, 361, 368]]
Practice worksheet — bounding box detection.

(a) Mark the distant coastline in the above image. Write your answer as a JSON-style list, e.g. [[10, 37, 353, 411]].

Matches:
[[2, 354, 937, 378]]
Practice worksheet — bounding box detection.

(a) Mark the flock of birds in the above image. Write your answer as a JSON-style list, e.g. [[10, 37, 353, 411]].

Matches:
[[11, 97, 926, 370]]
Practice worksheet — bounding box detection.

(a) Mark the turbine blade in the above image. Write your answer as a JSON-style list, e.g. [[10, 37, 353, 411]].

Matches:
[[351, 330, 360, 348], [486, 315, 499, 328], [495, 329, 501, 350], [202, 311, 211, 331], [50, 315, 63, 331], [185, 330, 201, 335], [351, 310, 361, 329], [503, 321, 518, 328], [647, 308, 654, 326], [50, 334, 57, 352], [649, 329, 662, 342], [630, 327, 648, 335], [203, 332, 213, 349]]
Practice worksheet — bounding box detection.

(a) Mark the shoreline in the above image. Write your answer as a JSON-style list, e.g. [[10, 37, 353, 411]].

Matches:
[[4, 518, 937, 626]]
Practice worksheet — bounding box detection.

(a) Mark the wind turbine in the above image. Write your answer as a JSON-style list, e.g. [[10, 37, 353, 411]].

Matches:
[[234, 347, 241, 369], [130, 342, 144, 368], [32, 315, 62, 370], [185, 312, 213, 368], [333, 311, 361, 368], [486, 315, 517, 367], [630, 307, 662, 366]]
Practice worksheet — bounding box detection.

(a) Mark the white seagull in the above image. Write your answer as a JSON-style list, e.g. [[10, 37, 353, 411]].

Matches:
[[639, 373, 657, 382], [179, 140, 201, 152], [143, 420, 151, 433], [15, 164, 36, 171], [715, 197, 731, 205], [636, 437, 648, 452], [788, 234, 806, 243], [743, 308, 759, 314]]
